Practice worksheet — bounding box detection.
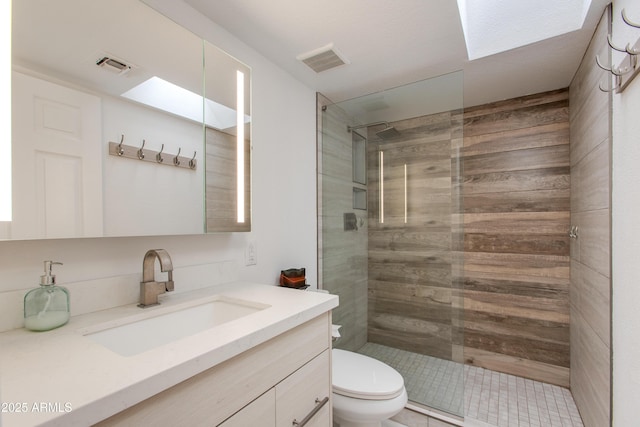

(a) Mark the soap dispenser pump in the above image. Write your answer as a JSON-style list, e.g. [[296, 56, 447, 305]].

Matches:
[[24, 261, 70, 331]]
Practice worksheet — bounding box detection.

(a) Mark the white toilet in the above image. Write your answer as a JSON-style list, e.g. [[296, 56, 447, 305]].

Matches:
[[332, 348, 408, 427]]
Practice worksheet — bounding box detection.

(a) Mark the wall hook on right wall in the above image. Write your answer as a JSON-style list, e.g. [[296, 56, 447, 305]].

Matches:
[[622, 8, 640, 28], [598, 8, 640, 93]]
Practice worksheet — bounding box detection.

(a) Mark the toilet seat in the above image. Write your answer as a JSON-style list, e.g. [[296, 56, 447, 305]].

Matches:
[[332, 349, 405, 400]]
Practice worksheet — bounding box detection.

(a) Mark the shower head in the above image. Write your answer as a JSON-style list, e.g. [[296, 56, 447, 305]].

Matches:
[[375, 126, 400, 140], [347, 121, 401, 140]]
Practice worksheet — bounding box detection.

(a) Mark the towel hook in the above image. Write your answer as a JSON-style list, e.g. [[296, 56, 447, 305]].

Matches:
[[621, 9, 640, 55], [189, 151, 197, 169], [622, 9, 640, 29], [137, 139, 146, 160], [607, 34, 627, 53], [117, 135, 125, 156], [598, 74, 621, 92], [156, 144, 164, 163], [611, 64, 631, 76], [596, 55, 631, 76], [595, 55, 612, 72], [173, 147, 181, 166], [626, 42, 640, 56]]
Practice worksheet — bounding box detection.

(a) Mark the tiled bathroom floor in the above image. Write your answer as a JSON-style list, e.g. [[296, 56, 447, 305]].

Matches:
[[358, 342, 465, 415], [357, 343, 584, 427]]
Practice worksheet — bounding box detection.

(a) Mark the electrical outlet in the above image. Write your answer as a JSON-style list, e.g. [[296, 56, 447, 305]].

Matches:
[[245, 242, 257, 266]]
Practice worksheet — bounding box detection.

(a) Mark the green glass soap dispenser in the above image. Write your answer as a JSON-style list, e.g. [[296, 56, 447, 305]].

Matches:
[[24, 261, 70, 331]]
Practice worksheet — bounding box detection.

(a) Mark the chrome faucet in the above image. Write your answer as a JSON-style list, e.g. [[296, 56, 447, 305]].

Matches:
[[138, 249, 174, 307]]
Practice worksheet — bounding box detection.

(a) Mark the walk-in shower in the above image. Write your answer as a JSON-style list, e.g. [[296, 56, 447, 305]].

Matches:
[[318, 71, 465, 418]]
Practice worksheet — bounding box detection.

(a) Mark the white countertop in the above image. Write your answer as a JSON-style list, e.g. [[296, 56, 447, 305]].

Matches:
[[0, 282, 338, 427]]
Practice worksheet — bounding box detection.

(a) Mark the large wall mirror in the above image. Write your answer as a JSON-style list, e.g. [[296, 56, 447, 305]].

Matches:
[[4, 0, 251, 240]]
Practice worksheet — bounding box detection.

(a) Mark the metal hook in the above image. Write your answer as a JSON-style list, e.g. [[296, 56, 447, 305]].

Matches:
[[607, 34, 627, 53], [137, 139, 146, 160], [598, 74, 621, 93], [189, 151, 197, 169], [117, 135, 125, 156], [595, 55, 612, 72], [622, 8, 640, 29], [620, 10, 640, 67], [156, 144, 164, 163], [173, 147, 181, 166], [626, 43, 640, 56], [612, 64, 631, 76], [596, 55, 631, 76]]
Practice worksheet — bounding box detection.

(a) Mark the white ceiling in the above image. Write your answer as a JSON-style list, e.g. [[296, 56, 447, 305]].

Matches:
[[181, 0, 610, 107]]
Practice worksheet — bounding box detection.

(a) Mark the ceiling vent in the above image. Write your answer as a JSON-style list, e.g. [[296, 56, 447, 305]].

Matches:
[[296, 43, 349, 73], [96, 55, 132, 75]]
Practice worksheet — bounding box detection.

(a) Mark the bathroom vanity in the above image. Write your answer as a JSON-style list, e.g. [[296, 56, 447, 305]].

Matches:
[[0, 283, 338, 426], [97, 315, 331, 426]]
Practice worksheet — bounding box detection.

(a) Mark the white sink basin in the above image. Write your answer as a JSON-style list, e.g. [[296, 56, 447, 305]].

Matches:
[[83, 296, 269, 356]]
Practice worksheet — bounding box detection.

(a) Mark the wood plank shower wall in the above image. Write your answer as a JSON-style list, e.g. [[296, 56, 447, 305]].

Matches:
[[460, 89, 571, 386], [366, 89, 571, 387]]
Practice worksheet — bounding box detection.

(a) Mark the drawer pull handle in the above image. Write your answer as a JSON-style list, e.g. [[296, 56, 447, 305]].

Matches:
[[292, 396, 329, 426]]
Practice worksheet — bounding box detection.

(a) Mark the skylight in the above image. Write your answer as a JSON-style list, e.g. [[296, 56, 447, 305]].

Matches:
[[122, 76, 248, 131], [457, 0, 592, 60]]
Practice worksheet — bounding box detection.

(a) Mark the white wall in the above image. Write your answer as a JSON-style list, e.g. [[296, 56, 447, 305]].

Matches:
[[611, 0, 640, 425], [0, 1, 318, 323], [102, 95, 204, 237]]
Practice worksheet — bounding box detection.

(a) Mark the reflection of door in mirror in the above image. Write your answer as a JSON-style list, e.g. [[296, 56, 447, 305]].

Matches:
[[205, 127, 251, 232], [8, 72, 103, 240]]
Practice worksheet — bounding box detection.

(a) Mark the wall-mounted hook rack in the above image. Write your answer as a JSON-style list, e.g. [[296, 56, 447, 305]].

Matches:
[[108, 137, 197, 171], [598, 8, 640, 94]]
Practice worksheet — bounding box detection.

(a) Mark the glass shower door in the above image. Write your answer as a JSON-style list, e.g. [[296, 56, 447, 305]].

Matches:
[[318, 71, 465, 418], [363, 104, 465, 416]]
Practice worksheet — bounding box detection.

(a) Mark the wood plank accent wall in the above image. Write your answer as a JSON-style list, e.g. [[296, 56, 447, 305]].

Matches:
[[366, 112, 462, 361], [568, 8, 611, 427], [459, 89, 572, 387]]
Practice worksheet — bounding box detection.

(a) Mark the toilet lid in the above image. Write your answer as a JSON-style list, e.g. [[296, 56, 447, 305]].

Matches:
[[332, 349, 405, 400]]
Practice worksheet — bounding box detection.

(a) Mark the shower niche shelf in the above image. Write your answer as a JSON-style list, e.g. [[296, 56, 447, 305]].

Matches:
[[353, 187, 367, 210], [352, 133, 366, 185]]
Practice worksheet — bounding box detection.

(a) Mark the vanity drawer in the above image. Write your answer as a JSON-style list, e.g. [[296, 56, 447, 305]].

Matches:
[[219, 389, 275, 427], [276, 349, 331, 427]]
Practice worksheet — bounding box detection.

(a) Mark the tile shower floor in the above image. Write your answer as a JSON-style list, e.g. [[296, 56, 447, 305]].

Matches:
[[357, 343, 584, 427]]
